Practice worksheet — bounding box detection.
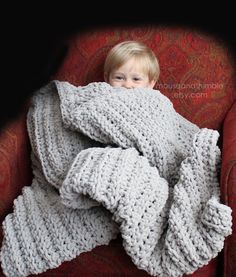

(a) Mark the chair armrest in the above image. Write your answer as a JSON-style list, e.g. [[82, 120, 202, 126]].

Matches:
[[220, 100, 236, 277], [0, 106, 32, 223]]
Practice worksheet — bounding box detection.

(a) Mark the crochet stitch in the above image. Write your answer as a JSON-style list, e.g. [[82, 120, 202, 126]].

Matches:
[[0, 81, 232, 277]]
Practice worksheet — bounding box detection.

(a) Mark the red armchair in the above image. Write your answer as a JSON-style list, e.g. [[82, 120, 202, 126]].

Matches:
[[0, 25, 235, 277]]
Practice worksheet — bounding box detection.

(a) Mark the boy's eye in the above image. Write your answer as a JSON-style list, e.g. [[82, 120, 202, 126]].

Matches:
[[133, 77, 141, 81], [114, 76, 124, 80]]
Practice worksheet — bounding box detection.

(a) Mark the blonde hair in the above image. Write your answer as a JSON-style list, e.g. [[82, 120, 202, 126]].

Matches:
[[104, 41, 160, 82]]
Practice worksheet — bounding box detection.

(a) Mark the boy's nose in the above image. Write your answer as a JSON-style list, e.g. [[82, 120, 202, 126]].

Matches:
[[123, 80, 133, 89]]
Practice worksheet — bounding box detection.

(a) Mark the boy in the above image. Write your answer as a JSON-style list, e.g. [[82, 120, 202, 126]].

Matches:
[[104, 41, 160, 89]]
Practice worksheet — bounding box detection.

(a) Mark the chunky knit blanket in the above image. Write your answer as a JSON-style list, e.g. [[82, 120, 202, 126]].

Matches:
[[0, 81, 232, 277]]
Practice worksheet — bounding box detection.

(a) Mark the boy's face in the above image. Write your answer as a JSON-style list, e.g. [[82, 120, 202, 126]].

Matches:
[[105, 58, 156, 89]]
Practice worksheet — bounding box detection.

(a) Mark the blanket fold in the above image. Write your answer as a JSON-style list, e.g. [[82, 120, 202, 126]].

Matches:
[[0, 81, 232, 277], [60, 146, 169, 266]]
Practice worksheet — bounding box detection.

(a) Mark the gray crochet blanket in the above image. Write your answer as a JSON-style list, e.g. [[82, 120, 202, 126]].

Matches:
[[0, 81, 232, 277]]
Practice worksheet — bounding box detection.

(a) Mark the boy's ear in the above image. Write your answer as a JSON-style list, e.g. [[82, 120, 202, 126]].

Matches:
[[149, 79, 156, 89]]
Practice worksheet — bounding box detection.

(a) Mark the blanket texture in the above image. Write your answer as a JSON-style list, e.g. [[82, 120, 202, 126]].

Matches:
[[0, 81, 232, 277]]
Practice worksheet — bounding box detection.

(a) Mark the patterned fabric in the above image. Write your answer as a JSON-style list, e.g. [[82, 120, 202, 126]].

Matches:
[[0, 25, 235, 277]]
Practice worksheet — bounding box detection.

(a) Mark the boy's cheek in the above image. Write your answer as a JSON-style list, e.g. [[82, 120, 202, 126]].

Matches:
[[109, 81, 122, 88]]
